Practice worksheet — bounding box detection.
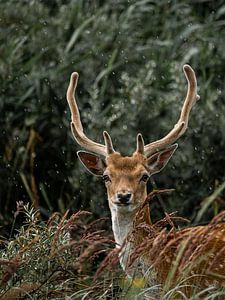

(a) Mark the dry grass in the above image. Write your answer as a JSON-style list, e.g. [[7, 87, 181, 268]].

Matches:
[[0, 203, 118, 299], [94, 190, 225, 298], [1, 198, 225, 299]]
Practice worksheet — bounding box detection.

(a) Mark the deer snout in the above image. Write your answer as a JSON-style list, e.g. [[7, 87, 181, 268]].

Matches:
[[116, 191, 133, 204]]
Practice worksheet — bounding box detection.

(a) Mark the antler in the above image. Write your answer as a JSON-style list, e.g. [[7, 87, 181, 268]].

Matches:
[[143, 64, 200, 156], [66, 72, 115, 156], [67, 65, 199, 157]]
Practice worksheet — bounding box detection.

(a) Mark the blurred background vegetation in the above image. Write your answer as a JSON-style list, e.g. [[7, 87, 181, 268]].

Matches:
[[0, 0, 225, 232]]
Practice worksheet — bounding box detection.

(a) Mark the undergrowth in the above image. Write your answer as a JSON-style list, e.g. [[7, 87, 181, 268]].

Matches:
[[0, 203, 117, 299], [1, 203, 225, 299]]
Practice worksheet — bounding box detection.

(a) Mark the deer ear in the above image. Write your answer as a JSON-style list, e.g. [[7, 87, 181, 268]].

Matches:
[[77, 151, 106, 176], [147, 144, 178, 175]]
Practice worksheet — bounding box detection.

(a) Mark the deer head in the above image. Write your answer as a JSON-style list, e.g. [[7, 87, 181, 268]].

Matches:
[[66, 65, 199, 218]]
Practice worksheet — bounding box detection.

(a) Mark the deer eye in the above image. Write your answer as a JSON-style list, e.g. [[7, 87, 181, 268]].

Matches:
[[140, 174, 149, 182], [103, 174, 111, 183]]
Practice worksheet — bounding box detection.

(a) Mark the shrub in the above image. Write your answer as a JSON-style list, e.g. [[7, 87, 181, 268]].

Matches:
[[0, 0, 224, 226]]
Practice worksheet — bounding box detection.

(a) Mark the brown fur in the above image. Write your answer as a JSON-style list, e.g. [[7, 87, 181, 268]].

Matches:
[[105, 153, 149, 211]]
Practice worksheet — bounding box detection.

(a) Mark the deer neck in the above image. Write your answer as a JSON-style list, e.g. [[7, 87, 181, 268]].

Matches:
[[110, 203, 151, 274], [110, 204, 151, 247]]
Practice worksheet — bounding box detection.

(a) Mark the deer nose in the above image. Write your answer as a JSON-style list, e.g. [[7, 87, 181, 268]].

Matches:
[[117, 192, 132, 204]]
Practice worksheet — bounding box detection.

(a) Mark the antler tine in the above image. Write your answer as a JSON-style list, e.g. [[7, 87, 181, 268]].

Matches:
[[136, 133, 145, 154], [103, 131, 115, 155], [66, 72, 107, 157], [144, 64, 200, 156]]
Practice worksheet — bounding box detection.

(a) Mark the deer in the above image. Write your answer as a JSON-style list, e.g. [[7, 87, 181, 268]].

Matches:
[[66, 65, 225, 294]]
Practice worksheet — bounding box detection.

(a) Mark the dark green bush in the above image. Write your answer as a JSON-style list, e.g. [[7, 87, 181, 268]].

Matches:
[[0, 0, 225, 226]]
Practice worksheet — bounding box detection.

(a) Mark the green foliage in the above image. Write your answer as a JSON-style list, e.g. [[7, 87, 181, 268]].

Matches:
[[0, 204, 117, 299], [0, 0, 225, 225]]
